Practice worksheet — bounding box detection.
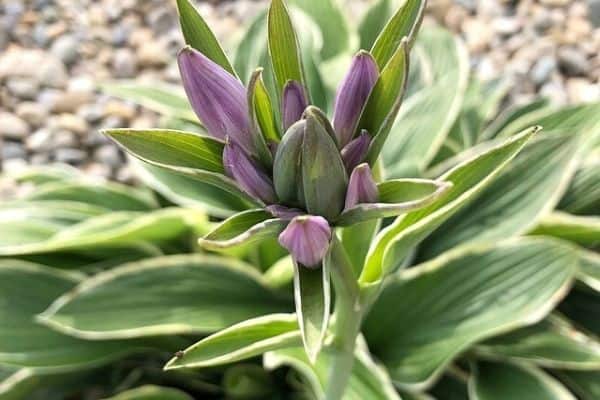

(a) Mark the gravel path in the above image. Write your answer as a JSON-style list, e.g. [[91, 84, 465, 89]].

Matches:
[[0, 0, 598, 181]]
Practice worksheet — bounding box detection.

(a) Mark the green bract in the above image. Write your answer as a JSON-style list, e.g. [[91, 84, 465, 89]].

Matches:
[[1, 0, 599, 399]]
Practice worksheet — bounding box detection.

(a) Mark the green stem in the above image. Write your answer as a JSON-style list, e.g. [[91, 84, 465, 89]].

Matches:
[[324, 237, 362, 400]]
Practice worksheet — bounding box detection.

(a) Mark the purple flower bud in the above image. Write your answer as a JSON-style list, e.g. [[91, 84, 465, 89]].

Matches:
[[278, 215, 331, 268], [333, 51, 379, 147], [282, 80, 308, 131], [178, 46, 255, 155], [266, 205, 303, 220], [341, 130, 371, 172], [223, 139, 277, 204], [344, 163, 378, 209]]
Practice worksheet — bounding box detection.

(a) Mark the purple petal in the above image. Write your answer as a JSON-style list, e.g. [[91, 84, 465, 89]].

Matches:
[[344, 163, 378, 210], [341, 130, 371, 172], [178, 47, 254, 155], [223, 139, 277, 204], [282, 80, 308, 132], [266, 204, 304, 220], [278, 215, 331, 268], [333, 51, 379, 147]]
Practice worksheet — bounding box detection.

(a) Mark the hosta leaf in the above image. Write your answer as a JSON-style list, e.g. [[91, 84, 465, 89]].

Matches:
[[133, 161, 251, 218], [264, 346, 401, 400], [481, 97, 551, 141], [340, 220, 380, 278], [359, 0, 393, 50], [294, 262, 331, 363], [24, 180, 158, 211], [165, 314, 300, 370], [370, 0, 426, 67], [0, 208, 205, 256], [288, 0, 349, 60], [234, 11, 269, 84], [361, 126, 537, 284], [559, 157, 600, 215], [100, 82, 197, 123], [199, 209, 287, 253], [476, 316, 600, 369], [469, 361, 576, 400], [39, 255, 292, 339], [421, 132, 584, 258], [336, 179, 452, 226], [0, 367, 39, 400], [382, 27, 469, 177], [103, 385, 193, 400], [248, 68, 280, 143], [268, 0, 305, 95], [222, 365, 275, 399], [578, 249, 600, 291], [559, 288, 600, 336], [429, 374, 468, 400], [176, 0, 235, 76], [557, 370, 600, 400], [530, 212, 600, 246], [7, 164, 82, 186], [360, 40, 409, 164], [263, 256, 294, 289], [0, 260, 135, 371], [364, 238, 577, 388], [104, 129, 225, 173]]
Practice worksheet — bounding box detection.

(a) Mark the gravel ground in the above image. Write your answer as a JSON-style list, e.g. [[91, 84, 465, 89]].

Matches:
[[0, 0, 598, 182]]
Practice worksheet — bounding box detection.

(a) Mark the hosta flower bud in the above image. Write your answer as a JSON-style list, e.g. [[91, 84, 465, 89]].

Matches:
[[223, 140, 277, 204], [302, 110, 348, 220], [345, 163, 378, 209], [278, 215, 331, 268], [282, 80, 308, 131], [333, 51, 379, 147], [341, 130, 371, 172], [178, 46, 254, 155], [273, 120, 306, 207]]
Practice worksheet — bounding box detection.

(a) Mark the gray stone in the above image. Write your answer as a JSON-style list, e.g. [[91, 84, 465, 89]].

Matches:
[[137, 42, 168, 68], [147, 7, 175, 35], [112, 49, 138, 78], [1, 142, 26, 160], [558, 47, 591, 76], [78, 104, 106, 124], [588, 0, 600, 27], [531, 56, 557, 85], [39, 89, 93, 113], [6, 78, 39, 100], [50, 35, 79, 65], [53, 114, 89, 136], [94, 144, 122, 166], [51, 130, 79, 149], [54, 148, 87, 164], [25, 128, 54, 151], [0, 112, 29, 139]]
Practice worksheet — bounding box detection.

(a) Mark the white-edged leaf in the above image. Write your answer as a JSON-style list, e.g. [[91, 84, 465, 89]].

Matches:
[[530, 211, 600, 246]]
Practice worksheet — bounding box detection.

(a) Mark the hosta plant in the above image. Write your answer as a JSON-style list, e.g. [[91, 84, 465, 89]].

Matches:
[[2, 0, 600, 399]]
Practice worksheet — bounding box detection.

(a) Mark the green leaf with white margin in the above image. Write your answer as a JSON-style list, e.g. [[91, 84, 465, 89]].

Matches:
[[360, 126, 538, 284], [39, 254, 292, 339], [469, 361, 576, 400], [247, 69, 277, 167], [264, 345, 401, 400], [557, 370, 600, 400], [429, 373, 468, 400], [359, 41, 409, 165], [382, 26, 469, 178], [100, 81, 198, 123], [24, 180, 158, 211], [421, 134, 585, 259], [288, 0, 349, 61], [578, 249, 600, 292], [559, 156, 600, 215], [370, 0, 426, 67], [359, 0, 393, 50], [294, 261, 331, 364], [263, 255, 294, 289], [199, 209, 287, 253], [0, 208, 206, 256], [0, 367, 39, 400], [104, 129, 225, 173], [0, 260, 137, 371], [7, 163, 82, 186], [475, 315, 600, 370], [335, 178, 452, 226], [530, 211, 600, 246], [480, 97, 551, 142], [176, 0, 235, 76], [559, 289, 600, 336], [364, 238, 577, 388], [164, 314, 300, 370], [104, 135, 260, 206], [102, 385, 193, 400], [132, 161, 251, 218], [268, 0, 305, 96]]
